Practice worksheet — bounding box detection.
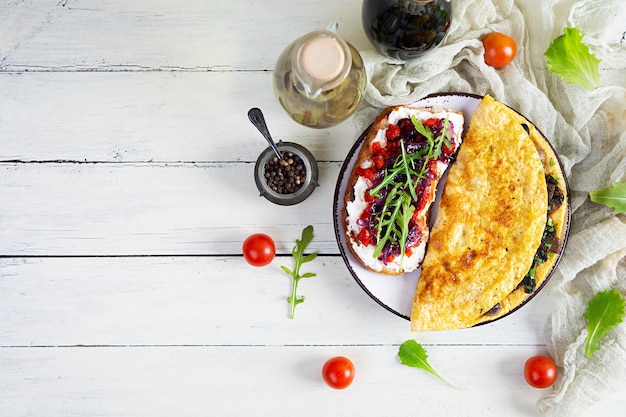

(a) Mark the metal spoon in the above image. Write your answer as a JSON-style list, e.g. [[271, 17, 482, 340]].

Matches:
[[248, 107, 283, 160]]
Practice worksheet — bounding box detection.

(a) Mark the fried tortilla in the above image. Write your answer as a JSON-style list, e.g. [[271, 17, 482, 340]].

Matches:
[[410, 95, 549, 331], [474, 104, 569, 324]]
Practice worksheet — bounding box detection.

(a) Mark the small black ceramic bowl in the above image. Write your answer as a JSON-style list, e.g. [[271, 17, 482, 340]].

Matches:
[[254, 141, 319, 206]]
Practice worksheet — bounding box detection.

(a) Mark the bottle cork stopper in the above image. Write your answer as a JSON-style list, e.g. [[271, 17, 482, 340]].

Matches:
[[299, 35, 346, 83]]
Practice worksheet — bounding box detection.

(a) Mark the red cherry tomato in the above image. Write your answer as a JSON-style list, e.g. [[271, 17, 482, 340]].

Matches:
[[524, 355, 557, 388], [482, 32, 517, 68], [242, 233, 275, 267], [322, 356, 355, 389]]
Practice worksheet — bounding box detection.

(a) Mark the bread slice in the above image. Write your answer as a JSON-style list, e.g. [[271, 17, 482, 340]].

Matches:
[[343, 105, 464, 275]]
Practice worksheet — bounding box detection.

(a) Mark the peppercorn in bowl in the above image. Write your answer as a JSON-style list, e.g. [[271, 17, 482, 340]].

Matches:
[[254, 141, 319, 205]]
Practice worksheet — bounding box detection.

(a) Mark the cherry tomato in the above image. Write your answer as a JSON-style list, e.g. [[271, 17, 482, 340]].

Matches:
[[242, 233, 275, 267], [322, 356, 355, 389], [524, 355, 557, 388], [482, 32, 517, 68]]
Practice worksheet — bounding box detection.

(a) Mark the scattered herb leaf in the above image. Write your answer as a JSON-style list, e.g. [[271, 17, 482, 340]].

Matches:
[[281, 225, 317, 319], [583, 289, 625, 358], [544, 27, 601, 90], [398, 340, 461, 389], [589, 182, 626, 215]]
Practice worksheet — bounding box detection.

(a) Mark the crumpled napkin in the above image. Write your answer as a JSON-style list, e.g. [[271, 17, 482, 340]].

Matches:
[[352, 0, 626, 415]]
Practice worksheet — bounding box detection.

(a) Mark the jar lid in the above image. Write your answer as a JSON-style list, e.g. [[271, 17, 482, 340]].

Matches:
[[293, 30, 351, 98], [299, 35, 345, 83]]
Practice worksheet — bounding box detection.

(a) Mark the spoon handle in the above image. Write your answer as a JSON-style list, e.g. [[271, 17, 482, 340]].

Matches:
[[248, 107, 283, 159]]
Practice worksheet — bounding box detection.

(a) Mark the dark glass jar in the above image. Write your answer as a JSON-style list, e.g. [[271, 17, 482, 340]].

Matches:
[[362, 0, 452, 60]]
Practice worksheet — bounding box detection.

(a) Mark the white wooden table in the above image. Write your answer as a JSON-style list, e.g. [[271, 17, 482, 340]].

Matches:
[[1, 1, 623, 416]]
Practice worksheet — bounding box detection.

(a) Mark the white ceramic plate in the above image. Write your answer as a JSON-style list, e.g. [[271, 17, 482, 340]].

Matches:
[[332, 92, 570, 321]]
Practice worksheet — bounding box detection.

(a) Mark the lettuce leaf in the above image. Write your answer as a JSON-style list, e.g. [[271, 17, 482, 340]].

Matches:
[[544, 27, 601, 90]]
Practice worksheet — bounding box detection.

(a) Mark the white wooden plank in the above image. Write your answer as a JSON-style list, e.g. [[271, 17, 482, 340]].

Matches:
[[0, 72, 362, 163], [0, 162, 342, 255], [3, 1, 622, 415], [1, 345, 622, 417], [0, 0, 370, 72], [0, 256, 556, 347]]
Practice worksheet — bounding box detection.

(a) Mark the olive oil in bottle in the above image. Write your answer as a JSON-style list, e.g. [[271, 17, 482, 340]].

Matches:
[[273, 29, 366, 129]]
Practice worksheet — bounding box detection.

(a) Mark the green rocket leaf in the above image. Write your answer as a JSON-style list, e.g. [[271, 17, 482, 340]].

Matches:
[[398, 340, 461, 389], [583, 289, 625, 358], [282, 225, 317, 319], [590, 182, 626, 215]]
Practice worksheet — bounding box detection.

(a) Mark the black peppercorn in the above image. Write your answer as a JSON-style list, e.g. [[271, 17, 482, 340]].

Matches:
[[263, 151, 307, 194], [254, 142, 318, 206]]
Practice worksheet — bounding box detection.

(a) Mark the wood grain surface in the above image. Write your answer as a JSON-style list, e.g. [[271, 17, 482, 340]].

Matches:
[[1, 1, 623, 416]]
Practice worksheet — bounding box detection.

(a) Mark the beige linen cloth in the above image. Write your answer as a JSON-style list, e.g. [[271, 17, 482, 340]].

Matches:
[[353, 0, 626, 415]]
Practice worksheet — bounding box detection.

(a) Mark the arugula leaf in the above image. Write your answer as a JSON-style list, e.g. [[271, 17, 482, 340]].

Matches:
[[369, 116, 451, 267], [396, 193, 415, 266], [281, 225, 317, 319], [412, 117, 434, 142], [544, 27, 601, 90], [372, 183, 404, 259], [583, 289, 625, 358], [589, 182, 626, 214], [398, 340, 460, 388]]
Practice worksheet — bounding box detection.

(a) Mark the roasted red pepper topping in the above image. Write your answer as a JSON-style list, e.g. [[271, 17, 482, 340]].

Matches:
[[359, 206, 371, 222], [372, 154, 385, 169], [357, 228, 373, 247], [418, 182, 432, 211], [423, 118, 438, 127], [385, 123, 401, 140], [364, 191, 376, 203], [355, 166, 376, 182], [354, 116, 458, 261]]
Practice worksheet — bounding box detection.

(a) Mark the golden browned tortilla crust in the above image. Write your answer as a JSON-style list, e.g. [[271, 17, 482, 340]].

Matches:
[[410, 95, 548, 331], [473, 107, 569, 325]]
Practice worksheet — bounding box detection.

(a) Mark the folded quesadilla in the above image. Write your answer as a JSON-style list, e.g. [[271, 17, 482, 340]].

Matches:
[[410, 95, 568, 331]]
